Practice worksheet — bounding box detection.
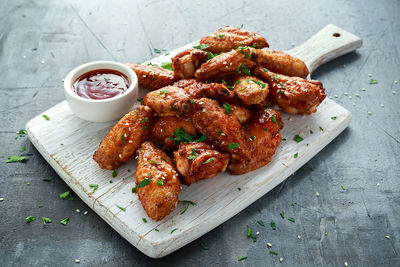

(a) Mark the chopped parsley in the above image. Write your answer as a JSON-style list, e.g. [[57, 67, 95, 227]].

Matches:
[[140, 117, 149, 123], [60, 217, 69, 225], [16, 129, 27, 137], [26, 216, 35, 223], [294, 134, 304, 142], [319, 126, 324, 131], [341, 185, 346, 190], [193, 44, 209, 50], [154, 228, 159, 232], [270, 220, 276, 230], [157, 180, 164, 186], [294, 153, 298, 158], [171, 127, 194, 145], [200, 243, 209, 250], [238, 256, 247, 261], [42, 114, 50, 120], [142, 218, 147, 223], [240, 63, 251, 75], [257, 220, 265, 227], [187, 148, 196, 160], [235, 80, 241, 85], [288, 217, 295, 223], [325, 231, 329, 236], [142, 126, 148, 130], [202, 157, 215, 164], [112, 169, 117, 177], [121, 135, 126, 144], [238, 187, 241, 191], [42, 177, 53, 182], [59, 191, 74, 200], [250, 136, 256, 141], [161, 62, 173, 71], [154, 48, 161, 54], [331, 116, 337, 120], [264, 128, 268, 131], [280, 211, 285, 219], [137, 178, 151, 188], [219, 34, 225, 39], [132, 187, 136, 193], [171, 228, 178, 234], [196, 134, 207, 142], [263, 68, 269, 72], [161, 157, 168, 162], [157, 89, 170, 95], [149, 160, 158, 165], [369, 79, 378, 84], [272, 114, 277, 124], [137, 98, 144, 104], [116, 205, 126, 212], [249, 79, 266, 88], [89, 184, 98, 193], [272, 74, 278, 80], [7, 155, 26, 163], [180, 200, 197, 215], [228, 143, 240, 150], [42, 217, 52, 224], [20, 146, 26, 152], [109, 180, 113, 183], [190, 99, 194, 105], [223, 103, 231, 114], [269, 250, 278, 255], [310, 130, 314, 134]]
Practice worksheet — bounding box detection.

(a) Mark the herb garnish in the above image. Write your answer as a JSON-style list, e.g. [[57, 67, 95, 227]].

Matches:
[[161, 157, 168, 162], [288, 217, 295, 223], [269, 250, 278, 255], [42, 115, 50, 120], [157, 180, 164, 186], [272, 114, 277, 124], [140, 118, 149, 123], [161, 62, 173, 71], [240, 63, 251, 75], [270, 220, 276, 230], [238, 256, 248, 261], [16, 129, 27, 137], [112, 169, 117, 177], [171, 228, 178, 234], [149, 160, 158, 165], [42, 177, 53, 182], [180, 200, 197, 215], [202, 157, 215, 164], [60, 217, 69, 225], [196, 134, 207, 142], [132, 187, 136, 193], [187, 148, 196, 160], [89, 184, 98, 193], [137, 178, 151, 188], [257, 220, 265, 227], [223, 103, 231, 114], [280, 211, 285, 219], [26, 216, 35, 223], [331, 116, 337, 120], [171, 127, 194, 145], [137, 98, 144, 104], [369, 79, 378, 84], [154, 228, 159, 232], [200, 243, 209, 250], [121, 135, 126, 144], [294, 153, 298, 158], [341, 185, 346, 190], [319, 126, 324, 131], [59, 191, 74, 200], [20, 146, 26, 152], [249, 79, 266, 88], [154, 48, 161, 54], [142, 218, 147, 223], [193, 44, 209, 50], [294, 134, 304, 142], [228, 143, 239, 150], [42, 217, 52, 224], [7, 155, 26, 163], [116, 205, 126, 212]]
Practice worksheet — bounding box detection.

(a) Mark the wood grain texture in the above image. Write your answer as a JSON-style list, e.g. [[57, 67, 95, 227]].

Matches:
[[26, 34, 353, 257], [1, 0, 400, 266]]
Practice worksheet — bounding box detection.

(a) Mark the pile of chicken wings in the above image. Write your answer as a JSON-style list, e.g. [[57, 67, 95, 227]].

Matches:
[[93, 26, 326, 221]]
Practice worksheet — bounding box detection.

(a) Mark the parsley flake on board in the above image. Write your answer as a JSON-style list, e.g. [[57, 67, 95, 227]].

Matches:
[[142, 218, 147, 223], [193, 44, 210, 50], [157, 89, 170, 95], [26, 216, 35, 223], [116, 205, 126, 212], [180, 200, 197, 215], [89, 184, 98, 193], [369, 79, 378, 84], [42, 217, 52, 224], [154, 48, 161, 54], [294, 153, 298, 158], [228, 143, 239, 150], [171, 228, 178, 234], [331, 116, 337, 120], [42, 115, 50, 120], [238, 257, 247, 261], [59, 191, 74, 200], [154, 228, 159, 232], [341, 185, 346, 190], [161, 62, 173, 71], [270, 220, 276, 230], [60, 217, 70, 225], [294, 134, 304, 142], [319, 126, 324, 131], [7, 155, 26, 163], [257, 220, 265, 227], [288, 217, 295, 223], [223, 103, 231, 114], [132, 187, 136, 193], [20, 146, 26, 152], [137, 178, 151, 188], [42, 177, 54, 182], [17, 129, 27, 137], [112, 169, 117, 177], [280, 211, 285, 219], [200, 243, 209, 250]]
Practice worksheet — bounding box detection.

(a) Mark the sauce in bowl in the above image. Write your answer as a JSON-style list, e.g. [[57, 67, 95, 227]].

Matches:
[[73, 69, 130, 100]]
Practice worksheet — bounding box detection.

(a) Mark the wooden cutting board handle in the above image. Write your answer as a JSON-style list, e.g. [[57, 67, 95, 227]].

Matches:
[[286, 24, 362, 75]]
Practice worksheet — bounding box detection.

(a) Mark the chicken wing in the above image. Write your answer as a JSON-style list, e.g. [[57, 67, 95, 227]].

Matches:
[[233, 75, 270, 105], [195, 48, 258, 81], [200, 26, 269, 54], [93, 106, 153, 170], [255, 49, 309, 78], [143, 86, 192, 116], [125, 63, 176, 90], [254, 66, 326, 115], [150, 115, 196, 150], [229, 108, 283, 175], [173, 142, 230, 185], [191, 98, 250, 160], [171, 48, 208, 79], [136, 142, 180, 221], [174, 78, 234, 101]]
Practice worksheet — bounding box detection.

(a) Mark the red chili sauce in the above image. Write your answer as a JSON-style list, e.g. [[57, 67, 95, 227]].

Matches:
[[73, 69, 130, 100]]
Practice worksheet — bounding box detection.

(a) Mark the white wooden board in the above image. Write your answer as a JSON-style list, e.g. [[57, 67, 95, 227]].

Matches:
[[26, 24, 361, 258]]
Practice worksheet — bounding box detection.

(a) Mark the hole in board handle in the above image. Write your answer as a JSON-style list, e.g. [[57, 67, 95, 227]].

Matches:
[[332, 33, 341, 37]]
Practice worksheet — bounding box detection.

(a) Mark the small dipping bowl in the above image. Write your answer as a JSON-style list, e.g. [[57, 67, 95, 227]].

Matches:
[[64, 61, 138, 122]]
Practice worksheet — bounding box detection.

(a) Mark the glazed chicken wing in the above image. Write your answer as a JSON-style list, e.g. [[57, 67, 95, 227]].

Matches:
[[255, 49, 309, 78], [233, 75, 270, 105], [254, 66, 326, 114], [143, 86, 192, 116], [195, 48, 258, 81], [93, 106, 153, 170], [229, 108, 283, 175], [125, 63, 176, 90], [150, 115, 196, 150], [174, 142, 230, 185], [174, 79, 234, 101], [200, 26, 269, 54], [171, 49, 208, 79], [136, 142, 181, 221], [191, 98, 250, 160]]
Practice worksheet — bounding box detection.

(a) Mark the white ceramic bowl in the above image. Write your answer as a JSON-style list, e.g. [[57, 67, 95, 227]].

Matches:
[[64, 61, 138, 122]]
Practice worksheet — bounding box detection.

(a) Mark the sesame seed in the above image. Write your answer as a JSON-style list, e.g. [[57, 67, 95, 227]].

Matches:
[[344, 92, 349, 96], [267, 243, 272, 247], [129, 200, 133, 203], [385, 235, 390, 239], [362, 88, 366, 91], [291, 43, 296, 47], [118, 154, 122, 158], [41, 60, 45, 64], [368, 111, 372, 115], [223, 61, 227, 64], [316, 192, 320, 197], [334, 95, 338, 98], [111, 189, 115, 193], [368, 74, 372, 77], [142, 75, 146, 78], [376, 183, 380, 187], [349, 96, 352, 100], [128, 140, 133, 143], [395, 80, 398, 84], [280, 257, 283, 262], [84, 211, 88, 215], [129, 127, 131, 131], [62, 78, 65, 82], [256, 231, 260, 235], [392, 91, 396, 94], [354, 93, 360, 97], [380, 104, 384, 108], [297, 235, 301, 239], [344, 262, 348, 267], [0, 198, 4, 201], [76, 209, 80, 213], [352, 103, 356, 106], [288, 117, 292, 121], [75, 259, 80, 263]]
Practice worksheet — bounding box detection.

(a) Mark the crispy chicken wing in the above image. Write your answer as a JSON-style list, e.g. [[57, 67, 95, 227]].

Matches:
[[93, 106, 153, 170], [200, 26, 269, 53], [233, 75, 270, 105], [136, 142, 180, 221], [229, 108, 283, 175], [143, 86, 192, 116], [125, 63, 176, 90], [195, 48, 258, 81], [255, 49, 309, 78], [230, 104, 252, 123], [150, 115, 196, 150], [254, 67, 326, 114], [174, 142, 230, 185], [171, 49, 208, 79], [174, 78, 234, 101], [191, 98, 250, 160]]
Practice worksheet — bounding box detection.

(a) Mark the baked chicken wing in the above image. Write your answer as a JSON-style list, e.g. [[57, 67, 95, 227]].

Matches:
[[136, 141, 181, 221], [173, 142, 230, 185], [93, 106, 153, 170], [200, 26, 269, 53], [125, 63, 176, 90], [255, 66, 326, 114], [174, 79, 234, 101], [150, 115, 196, 150], [229, 108, 283, 175], [191, 98, 250, 160], [171, 49, 208, 79], [143, 86, 192, 116], [255, 49, 309, 78], [195, 48, 258, 81], [233, 75, 270, 105]]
